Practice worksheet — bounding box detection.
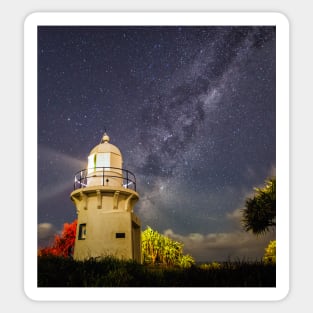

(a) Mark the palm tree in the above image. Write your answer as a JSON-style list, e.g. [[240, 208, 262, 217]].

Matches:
[[241, 177, 276, 235]]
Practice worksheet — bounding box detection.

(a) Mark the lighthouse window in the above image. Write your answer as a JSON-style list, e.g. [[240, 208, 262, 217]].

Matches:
[[97, 153, 110, 170], [115, 232, 125, 238], [87, 154, 96, 174], [78, 224, 87, 240]]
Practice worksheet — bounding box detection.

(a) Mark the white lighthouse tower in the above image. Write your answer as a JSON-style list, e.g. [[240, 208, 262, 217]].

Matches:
[[70, 133, 141, 262]]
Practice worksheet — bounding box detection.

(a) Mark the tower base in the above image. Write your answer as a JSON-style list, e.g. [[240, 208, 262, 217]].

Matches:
[[73, 211, 141, 263], [71, 186, 141, 263]]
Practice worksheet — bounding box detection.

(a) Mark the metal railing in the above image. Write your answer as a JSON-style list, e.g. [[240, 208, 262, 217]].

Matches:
[[73, 167, 136, 191]]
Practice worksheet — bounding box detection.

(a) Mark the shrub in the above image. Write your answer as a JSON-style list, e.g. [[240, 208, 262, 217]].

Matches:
[[199, 261, 222, 270], [263, 240, 276, 264]]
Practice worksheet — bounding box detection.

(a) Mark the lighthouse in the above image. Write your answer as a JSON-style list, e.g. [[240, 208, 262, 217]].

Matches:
[[70, 133, 141, 262]]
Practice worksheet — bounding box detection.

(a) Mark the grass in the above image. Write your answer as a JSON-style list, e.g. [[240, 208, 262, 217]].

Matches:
[[38, 256, 276, 287]]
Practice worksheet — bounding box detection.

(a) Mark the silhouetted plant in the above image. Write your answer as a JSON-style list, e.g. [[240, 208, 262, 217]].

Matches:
[[241, 177, 276, 235]]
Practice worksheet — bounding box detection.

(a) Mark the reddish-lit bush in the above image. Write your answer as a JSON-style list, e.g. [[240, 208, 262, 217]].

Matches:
[[38, 220, 77, 257]]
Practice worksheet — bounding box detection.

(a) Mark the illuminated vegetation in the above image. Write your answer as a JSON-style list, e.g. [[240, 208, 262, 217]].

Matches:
[[263, 240, 276, 264], [141, 226, 195, 268], [199, 261, 222, 270], [38, 220, 77, 257]]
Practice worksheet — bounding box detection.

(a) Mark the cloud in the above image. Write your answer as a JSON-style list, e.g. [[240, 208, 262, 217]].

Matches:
[[38, 180, 72, 202], [226, 207, 243, 225], [163, 228, 275, 262], [38, 223, 58, 248], [38, 223, 56, 239], [269, 164, 276, 178], [38, 145, 86, 170], [38, 145, 86, 201]]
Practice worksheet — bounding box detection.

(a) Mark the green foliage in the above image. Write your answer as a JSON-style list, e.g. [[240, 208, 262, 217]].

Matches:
[[263, 240, 276, 264], [179, 254, 196, 269], [199, 261, 222, 270], [242, 177, 276, 235], [141, 226, 195, 268]]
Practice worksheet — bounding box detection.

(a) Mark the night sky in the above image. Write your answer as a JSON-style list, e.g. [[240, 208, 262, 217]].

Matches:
[[37, 26, 276, 262]]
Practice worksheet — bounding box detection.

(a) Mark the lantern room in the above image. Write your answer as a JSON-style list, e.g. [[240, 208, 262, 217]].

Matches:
[[86, 133, 123, 187], [73, 133, 136, 190]]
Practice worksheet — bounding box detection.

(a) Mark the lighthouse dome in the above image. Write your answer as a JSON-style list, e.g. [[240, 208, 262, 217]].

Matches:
[[86, 133, 123, 188], [89, 133, 122, 157]]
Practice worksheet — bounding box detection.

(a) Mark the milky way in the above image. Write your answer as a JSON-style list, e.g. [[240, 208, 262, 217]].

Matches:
[[38, 26, 276, 261]]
